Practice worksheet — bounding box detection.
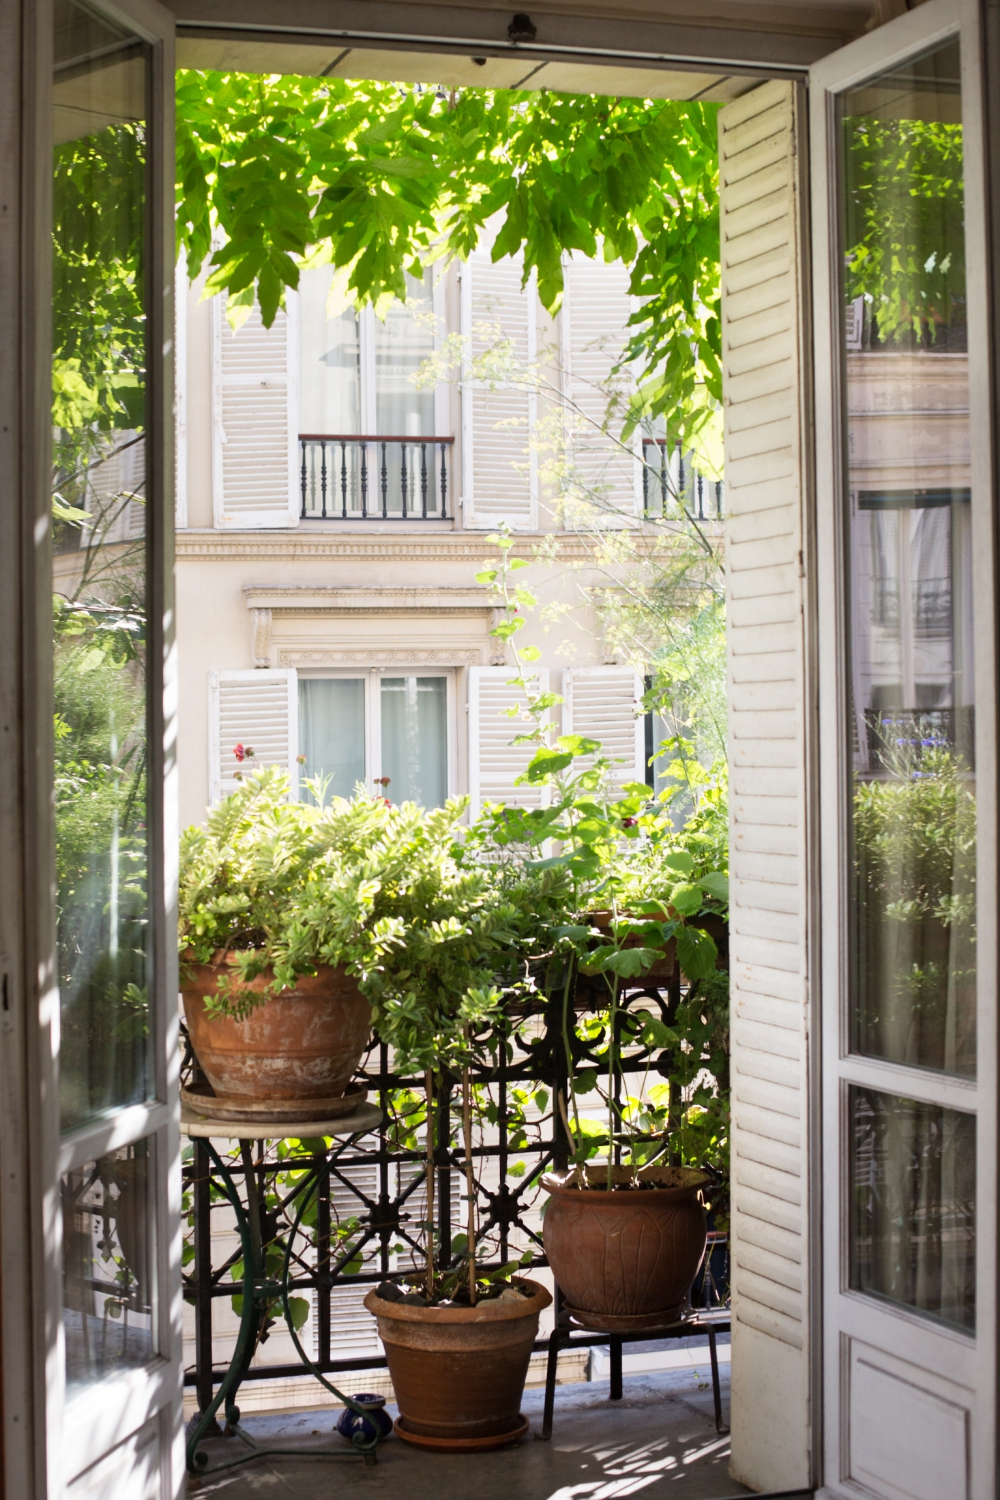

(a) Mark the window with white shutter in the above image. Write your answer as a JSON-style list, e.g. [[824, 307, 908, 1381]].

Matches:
[[561, 255, 641, 522], [208, 668, 298, 804], [460, 251, 537, 530], [467, 666, 550, 819], [562, 666, 645, 791], [211, 295, 300, 529]]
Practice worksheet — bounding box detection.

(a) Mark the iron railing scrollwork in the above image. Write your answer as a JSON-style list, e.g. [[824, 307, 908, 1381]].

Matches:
[[299, 435, 453, 521], [181, 953, 730, 1412]]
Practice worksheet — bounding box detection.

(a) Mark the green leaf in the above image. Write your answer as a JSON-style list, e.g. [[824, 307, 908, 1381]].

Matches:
[[698, 871, 729, 903], [669, 882, 704, 916], [675, 924, 718, 980], [287, 1296, 311, 1331]]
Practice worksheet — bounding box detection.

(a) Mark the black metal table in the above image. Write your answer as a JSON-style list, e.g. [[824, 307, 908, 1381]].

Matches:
[[541, 1306, 731, 1439], [182, 1103, 385, 1488]]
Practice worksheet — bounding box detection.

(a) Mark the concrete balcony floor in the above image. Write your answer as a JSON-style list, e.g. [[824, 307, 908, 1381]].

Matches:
[[190, 1364, 809, 1500]]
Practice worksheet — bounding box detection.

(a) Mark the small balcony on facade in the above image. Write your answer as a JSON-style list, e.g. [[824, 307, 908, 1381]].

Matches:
[[642, 437, 724, 521], [299, 434, 454, 521]]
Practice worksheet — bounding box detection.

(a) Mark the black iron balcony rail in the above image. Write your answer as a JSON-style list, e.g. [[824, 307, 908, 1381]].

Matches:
[[642, 437, 724, 522], [300, 434, 454, 520]]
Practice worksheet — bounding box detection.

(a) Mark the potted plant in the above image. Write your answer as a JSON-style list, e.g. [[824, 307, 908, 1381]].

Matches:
[[472, 526, 729, 1332], [177, 770, 507, 1117], [357, 857, 558, 1450]]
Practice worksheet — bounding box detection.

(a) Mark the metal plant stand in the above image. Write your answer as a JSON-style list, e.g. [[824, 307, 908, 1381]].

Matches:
[[182, 1102, 385, 1487], [541, 1304, 732, 1439]]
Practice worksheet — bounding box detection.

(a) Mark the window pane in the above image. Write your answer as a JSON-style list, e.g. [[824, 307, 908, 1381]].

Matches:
[[299, 678, 366, 800], [841, 41, 976, 1076], [53, 0, 152, 1130], [375, 270, 435, 439], [380, 677, 447, 808], [849, 1087, 975, 1332], [63, 1138, 157, 1392], [299, 265, 360, 435]]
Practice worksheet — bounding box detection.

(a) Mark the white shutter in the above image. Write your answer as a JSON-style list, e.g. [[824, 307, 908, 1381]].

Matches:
[[175, 259, 188, 528], [561, 254, 640, 520], [561, 667, 644, 790], [468, 666, 550, 819], [211, 294, 300, 529], [460, 250, 537, 529], [208, 668, 298, 804], [719, 82, 810, 1496]]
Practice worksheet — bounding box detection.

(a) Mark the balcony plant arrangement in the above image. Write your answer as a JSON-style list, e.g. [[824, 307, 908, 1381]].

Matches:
[[177, 767, 511, 1123], [472, 526, 730, 1333], [359, 861, 574, 1451]]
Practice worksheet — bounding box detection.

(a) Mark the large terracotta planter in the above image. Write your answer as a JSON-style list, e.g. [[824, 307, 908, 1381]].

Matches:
[[182, 956, 372, 1101], [542, 1165, 710, 1331], [363, 1279, 552, 1450]]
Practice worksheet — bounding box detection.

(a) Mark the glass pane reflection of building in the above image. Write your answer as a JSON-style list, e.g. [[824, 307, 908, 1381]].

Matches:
[[843, 39, 976, 1078]]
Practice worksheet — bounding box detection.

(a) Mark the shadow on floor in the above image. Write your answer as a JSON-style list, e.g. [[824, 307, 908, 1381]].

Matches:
[[188, 1365, 808, 1500]]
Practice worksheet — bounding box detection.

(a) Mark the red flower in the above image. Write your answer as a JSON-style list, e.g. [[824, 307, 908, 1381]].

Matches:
[[233, 744, 245, 763]]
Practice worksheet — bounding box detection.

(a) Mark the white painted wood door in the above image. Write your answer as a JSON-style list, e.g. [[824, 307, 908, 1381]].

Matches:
[[811, 3, 996, 1496]]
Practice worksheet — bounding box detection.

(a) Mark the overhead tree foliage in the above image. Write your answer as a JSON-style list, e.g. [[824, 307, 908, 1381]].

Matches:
[[174, 71, 722, 437]]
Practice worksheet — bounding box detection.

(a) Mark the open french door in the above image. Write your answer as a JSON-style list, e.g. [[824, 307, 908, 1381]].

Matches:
[[43, 2, 180, 1497], [811, 2, 997, 1496]]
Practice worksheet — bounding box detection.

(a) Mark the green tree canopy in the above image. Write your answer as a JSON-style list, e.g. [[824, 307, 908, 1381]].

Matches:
[[175, 71, 722, 433]]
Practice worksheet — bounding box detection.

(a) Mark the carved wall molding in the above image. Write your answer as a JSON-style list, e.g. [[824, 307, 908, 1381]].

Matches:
[[175, 530, 599, 564], [250, 608, 272, 667], [278, 647, 486, 667]]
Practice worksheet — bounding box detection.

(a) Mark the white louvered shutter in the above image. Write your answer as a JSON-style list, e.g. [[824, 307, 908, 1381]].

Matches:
[[211, 295, 300, 529], [467, 666, 550, 819], [460, 250, 537, 529], [561, 255, 640, 521], [208, 668, 298, 803], [719, 81, 810, 1496], [562, 667, 644, 791]]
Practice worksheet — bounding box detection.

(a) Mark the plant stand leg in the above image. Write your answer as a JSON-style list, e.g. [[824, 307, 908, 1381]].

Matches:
[[707, 1325, 726, 1433], [609, 1338, 623, 1401], [541, 1327, 564, 1440]]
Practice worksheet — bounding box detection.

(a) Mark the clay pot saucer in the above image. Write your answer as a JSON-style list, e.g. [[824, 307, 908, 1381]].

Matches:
[[181, 1080, 368, 1125]]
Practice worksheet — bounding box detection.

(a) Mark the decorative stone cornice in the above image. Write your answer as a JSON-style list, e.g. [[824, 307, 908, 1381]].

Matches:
[[242, 584, 495, 613], [278, 647, 485, 667], [174, 529, 598, 564]]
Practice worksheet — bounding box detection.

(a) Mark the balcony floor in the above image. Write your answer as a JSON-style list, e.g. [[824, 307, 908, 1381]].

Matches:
[[189, 1364, 803, 1500]]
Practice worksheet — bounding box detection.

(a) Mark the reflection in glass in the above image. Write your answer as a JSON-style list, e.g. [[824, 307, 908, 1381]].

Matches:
[[375, 269, 436, 437], [381, 677, 448, 808], [849, 1087, 975, 1331], [62, 1139, 156, 1390], [298, 678, 366, 801], [299, 265, 361, 435], [52, 0, 151, 1130], [841, 42, 976, 1076]]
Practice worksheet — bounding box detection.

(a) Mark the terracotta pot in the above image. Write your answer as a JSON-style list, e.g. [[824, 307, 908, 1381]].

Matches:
[[182, 956, 372, 1101], [542, 1165, 710, 1331], [363, 1279, 552, 1449]]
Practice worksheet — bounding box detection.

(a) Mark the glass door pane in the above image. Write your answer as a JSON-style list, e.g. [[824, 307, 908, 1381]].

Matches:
[[380, 676, 447, 808], [841, 40, 976, 1078], [298, 677, 366, 800], [53, 0, 152, 1132]]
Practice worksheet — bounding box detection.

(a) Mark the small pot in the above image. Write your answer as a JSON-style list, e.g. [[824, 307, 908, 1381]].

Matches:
[[336, 1393, 393, 1444], [542, 1165, 710, 1331], [182, 955, 372, 1101], [363, 1279, 552, 1449]]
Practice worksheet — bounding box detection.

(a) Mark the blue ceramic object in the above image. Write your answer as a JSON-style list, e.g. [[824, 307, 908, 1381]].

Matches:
[[336, 1393, 393, 1444]]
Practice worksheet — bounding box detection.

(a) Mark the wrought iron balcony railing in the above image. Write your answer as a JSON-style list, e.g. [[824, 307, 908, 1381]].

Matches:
[[300, 434, 454, 520], [642, 438, 724, 521]]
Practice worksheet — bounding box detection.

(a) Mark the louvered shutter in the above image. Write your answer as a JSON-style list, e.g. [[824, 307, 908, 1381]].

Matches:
[[208, 669, 298, 803], [719, 82, 811, 1496], [467, 666, 550, 819], [211, 295, 300, 529], [460, 251, 537, 529], [561, 255, 640, 521], [561, 667, 644, 790]]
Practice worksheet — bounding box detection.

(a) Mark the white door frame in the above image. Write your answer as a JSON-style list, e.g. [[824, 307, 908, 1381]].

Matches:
[[811, 2, 997, 1494]]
